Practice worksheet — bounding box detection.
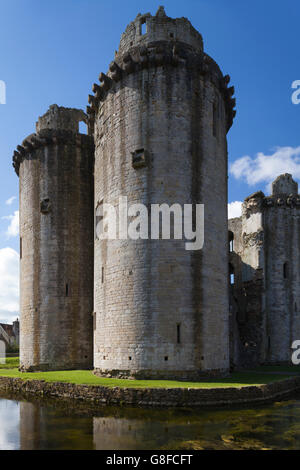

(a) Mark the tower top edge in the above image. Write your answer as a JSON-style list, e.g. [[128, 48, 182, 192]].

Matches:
[[272, 173, 298, 196], [117, 7, 204, 56], [36, 104, 88, 134]]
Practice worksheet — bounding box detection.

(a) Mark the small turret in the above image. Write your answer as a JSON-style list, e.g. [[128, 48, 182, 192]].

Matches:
[[117, 6, 204, 57], [272, 173, 298, 196], [36, 104, 87, 134]]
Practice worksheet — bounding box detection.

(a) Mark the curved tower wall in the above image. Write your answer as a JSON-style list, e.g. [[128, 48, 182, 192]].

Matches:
[[90, 9, 236, 378], [14, 105, 94, 371], [264, 174, 300, 363]]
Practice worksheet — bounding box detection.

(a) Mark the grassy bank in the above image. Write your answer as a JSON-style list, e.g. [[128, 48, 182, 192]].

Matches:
[[0, 364, 295, 389], [0, 357, 20, 370]]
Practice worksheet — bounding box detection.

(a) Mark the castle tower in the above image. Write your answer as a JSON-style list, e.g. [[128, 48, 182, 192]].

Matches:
[[13, 105, 94, 371], [264, 174, 300, 363], [229, 174, 300, 366], [89, 7, 236, 379]]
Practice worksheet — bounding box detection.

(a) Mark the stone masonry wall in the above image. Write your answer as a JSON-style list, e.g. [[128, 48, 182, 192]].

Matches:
[[0, 375, 300, 408], [91, 8, 236, 379], [229, 174, 300, 367], [14, 107, 94, 371]]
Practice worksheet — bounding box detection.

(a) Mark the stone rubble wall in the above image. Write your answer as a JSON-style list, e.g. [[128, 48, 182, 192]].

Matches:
[[0, 375, 299, 408]]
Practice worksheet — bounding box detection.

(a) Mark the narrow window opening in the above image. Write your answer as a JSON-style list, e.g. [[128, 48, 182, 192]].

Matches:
[[229, 231, 234, 252], [164, 356, 168, 361], [79, 121, 87, 134], [141, 21, 147, 35], [95, 201, 104, 240], [177, 324, 181, 344], [284, 262, 289, 279], [20, 237, 22, 259], [268, 336, 271, 352], [93, 312, 97, 331], [65, 283, 69, 297], [128, 356, 132, 361], [229, 263, 235, 285], [101, 267, 104, 284], [213, 102, 218, 137]]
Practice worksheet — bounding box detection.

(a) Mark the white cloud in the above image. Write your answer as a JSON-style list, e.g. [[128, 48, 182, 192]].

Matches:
[[230, 146, 300, 192], [2, 210, 19, 238], [0, 248, 19, 323], [228, 201, 242, 219], [5, 196, 16, 206]]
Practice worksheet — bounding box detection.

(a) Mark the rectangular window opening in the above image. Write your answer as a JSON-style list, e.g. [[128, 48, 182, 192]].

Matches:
[[284, 262, 289, 279], [213, 102, 218, 137], [101, 267, 104, 284], [177, 324, 181, 344], [65, 283, 69, 297], [20, 237, 22, 259], [141, 21, 147, 35]]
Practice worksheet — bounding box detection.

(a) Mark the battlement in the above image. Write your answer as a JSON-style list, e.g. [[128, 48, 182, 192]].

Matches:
[[242, 176, 300, 215], [87, 7, 236, 135], [13, 129, 94, 176], [36, 104, 87, 134], [117, 6, 203, 57]]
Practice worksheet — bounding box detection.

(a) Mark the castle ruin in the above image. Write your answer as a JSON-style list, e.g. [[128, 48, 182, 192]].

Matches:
[[229, 174, 300, 368], [12, 7, 298, 378]]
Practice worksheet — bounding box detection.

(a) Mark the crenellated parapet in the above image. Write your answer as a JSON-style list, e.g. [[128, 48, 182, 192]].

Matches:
[[263, 194, 300, 208], [264, 174, 300, 209], [242, 177, 300, 214], [13, 105, 94, 176], [87, 8, 236, 134], [13, 129, 94, 176]]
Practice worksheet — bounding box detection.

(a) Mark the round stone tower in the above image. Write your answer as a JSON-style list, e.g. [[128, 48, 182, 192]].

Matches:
[[263, 174, 300, 363], [13, 104, 94, 371], [89, 7, 236, 379]]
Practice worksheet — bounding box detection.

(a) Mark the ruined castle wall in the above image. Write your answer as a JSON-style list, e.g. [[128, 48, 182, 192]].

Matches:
[[92, 10, 235, 378], [263, 192, 300, 363], [229, 196, 266, 367], [229, 175, 300, 367], [15, 107, 94, 371]]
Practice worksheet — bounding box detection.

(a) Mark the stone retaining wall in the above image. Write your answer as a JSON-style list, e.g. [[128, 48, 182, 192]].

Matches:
[[0, 376, 300, 408]]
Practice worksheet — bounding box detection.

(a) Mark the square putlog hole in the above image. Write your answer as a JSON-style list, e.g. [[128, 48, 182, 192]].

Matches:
[[131, 148, 147, 169], [40, 198, 51, 214]]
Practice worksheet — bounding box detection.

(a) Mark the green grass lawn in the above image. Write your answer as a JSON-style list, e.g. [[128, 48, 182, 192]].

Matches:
[[0, 358, 295, 389], [0, 356, 20, 369], [254, 365, 300, 373]]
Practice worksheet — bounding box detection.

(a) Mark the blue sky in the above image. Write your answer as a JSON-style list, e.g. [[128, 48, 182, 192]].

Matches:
[[0, 0, 300, 321]]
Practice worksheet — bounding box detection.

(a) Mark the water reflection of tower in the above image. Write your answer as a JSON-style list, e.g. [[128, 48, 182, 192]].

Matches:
[[93, 416, 172, 450], [19, 402, 42, 450]]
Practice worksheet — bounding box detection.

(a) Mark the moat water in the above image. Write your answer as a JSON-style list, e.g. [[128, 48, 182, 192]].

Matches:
[[1, 392, 300, 450]]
